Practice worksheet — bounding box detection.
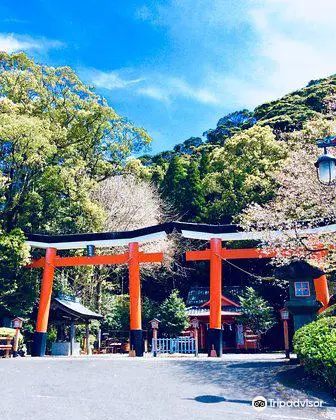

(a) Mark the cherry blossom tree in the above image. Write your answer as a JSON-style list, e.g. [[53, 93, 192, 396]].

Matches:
[[240, 119, 336, 270]]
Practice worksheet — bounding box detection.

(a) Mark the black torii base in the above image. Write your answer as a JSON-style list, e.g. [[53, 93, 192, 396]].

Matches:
[[32, 332, 47, 357], [207, 328, 223, 357], [130, 329, 144, 357]]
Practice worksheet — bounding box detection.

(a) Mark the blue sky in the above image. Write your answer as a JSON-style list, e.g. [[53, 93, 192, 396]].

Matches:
[[1, 0, 336, 153]]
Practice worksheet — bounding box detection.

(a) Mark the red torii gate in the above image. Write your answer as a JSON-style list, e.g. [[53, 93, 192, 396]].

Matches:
[[26, 221, 332, 358], [186, 239, 330, 357], [28, 243, 163, 357]]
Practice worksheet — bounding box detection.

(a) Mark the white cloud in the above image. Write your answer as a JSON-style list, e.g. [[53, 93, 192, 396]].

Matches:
[[89, 68, 219, 105], [0, 33, 63, 53], [206, 0, 336, 109], [137, 86, 168, 103], [245, 1, 336, 100], [91, 1, 336, 111], [136, 77, 219, 105], [260, 0, 336, 24], [91, 70, 144, 90], [137, 77, 218, 105]]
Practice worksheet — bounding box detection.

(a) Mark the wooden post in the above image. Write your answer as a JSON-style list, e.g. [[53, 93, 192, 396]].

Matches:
[[85, 322, 91, 355], [194, 328, 198, 357], [13, 328, 20, 357], [152, 328, 158, 357], [70, 321, 75, 356], [98, 329, 101, 353], [283, 319, 290, 358], [33, 247, 57, 357]]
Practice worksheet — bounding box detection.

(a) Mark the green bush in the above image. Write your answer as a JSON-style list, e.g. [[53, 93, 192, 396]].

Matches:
[[317, 303, 336, 319], [294, 317, 336, 390]]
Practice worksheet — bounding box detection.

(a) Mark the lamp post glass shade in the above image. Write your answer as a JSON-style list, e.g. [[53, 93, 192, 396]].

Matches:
[[150, 318, 159, 329], [315, 153, 336, 185], [191, 317, 199, 329], [12, 317, 23, 329], [280, 309, 289, 320]]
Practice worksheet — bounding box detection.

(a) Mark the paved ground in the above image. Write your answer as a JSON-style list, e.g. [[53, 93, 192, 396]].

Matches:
[[1, 353, 335, 420]]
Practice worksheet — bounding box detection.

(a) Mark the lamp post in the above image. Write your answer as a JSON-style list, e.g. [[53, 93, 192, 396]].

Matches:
[[315, 136, 336, 185], [191, 317, 199, 357], [150, 318, 160, 357], [280, 308, 290, 359], [12, 317, 23, 358]]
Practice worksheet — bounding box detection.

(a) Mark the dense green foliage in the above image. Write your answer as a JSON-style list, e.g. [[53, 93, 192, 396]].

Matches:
[[145, 125, 287, 223], [238, 287, 276, 334], [254, 78, 336, 132], [101, 295, 159, 331], [100, 292, 188, 338], [204, 109, 256, 145], [158, 290, 189, 337], [2, 52, 336, 352], [139, 74, 336, 224], [0, 53, 150, 319], [317, 303, 336, 319], [0, 52, 150, 235], [294, 317, 336, 390]]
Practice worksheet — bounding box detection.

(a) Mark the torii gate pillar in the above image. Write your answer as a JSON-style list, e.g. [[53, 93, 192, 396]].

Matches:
[[186, 238, 223, 357], [129, 242, 143, 356], [32, 247, 57, 357]]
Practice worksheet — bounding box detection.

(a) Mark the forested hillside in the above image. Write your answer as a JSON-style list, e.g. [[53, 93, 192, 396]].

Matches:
[[135, 75, 336, 224], [1, 52, 336, 335]]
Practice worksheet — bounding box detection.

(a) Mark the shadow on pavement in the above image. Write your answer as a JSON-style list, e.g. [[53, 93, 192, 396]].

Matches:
[[226, 361, 284, 369], [276, 366, 336, 408], [192, 395, 251, 405], [171, 358, 336, 408]]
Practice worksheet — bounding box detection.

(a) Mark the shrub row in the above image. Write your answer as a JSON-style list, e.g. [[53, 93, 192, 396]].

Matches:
[[293, 316, 336, 390]]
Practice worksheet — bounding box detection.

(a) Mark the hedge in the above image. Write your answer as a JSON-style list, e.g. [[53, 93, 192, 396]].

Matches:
[[317, 303, 336, 319], [293, 316, 336, 390]]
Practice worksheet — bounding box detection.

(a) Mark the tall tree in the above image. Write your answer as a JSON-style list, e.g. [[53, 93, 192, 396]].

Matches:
[[158, 290, 189, 337], [160, 155, 187, 213], [0, 53, 150, 317], [184, 159, 205, 221], [238, 287, 276, 335], [203, 125, 287, 223], [241, 119, 336, 269], [0, 52, 151, 235]]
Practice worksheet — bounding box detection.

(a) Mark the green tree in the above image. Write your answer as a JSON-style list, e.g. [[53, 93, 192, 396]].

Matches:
[[204, 110, 256, 145], [203, 125, 287, 222], [0, 228, 31, 318], [184, 159, 205, 221], [142, 296, 159, 329], [101, 295, 130, 331], [0, 52, 150, 234], [238, 287, 276, 335], [160, 155, 187, 212], [158, 290, 189, 337], [0, 53, 151, 317], [198, 148, 211, 179]]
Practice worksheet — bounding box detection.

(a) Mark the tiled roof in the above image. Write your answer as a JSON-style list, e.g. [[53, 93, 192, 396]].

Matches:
[[186, 286, 242, 307], [52, 297, 103, 320], [186, 307, 242, 317]]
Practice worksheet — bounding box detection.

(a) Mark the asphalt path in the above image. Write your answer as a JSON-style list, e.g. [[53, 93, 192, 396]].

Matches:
[[1, 353, 335, 420]]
